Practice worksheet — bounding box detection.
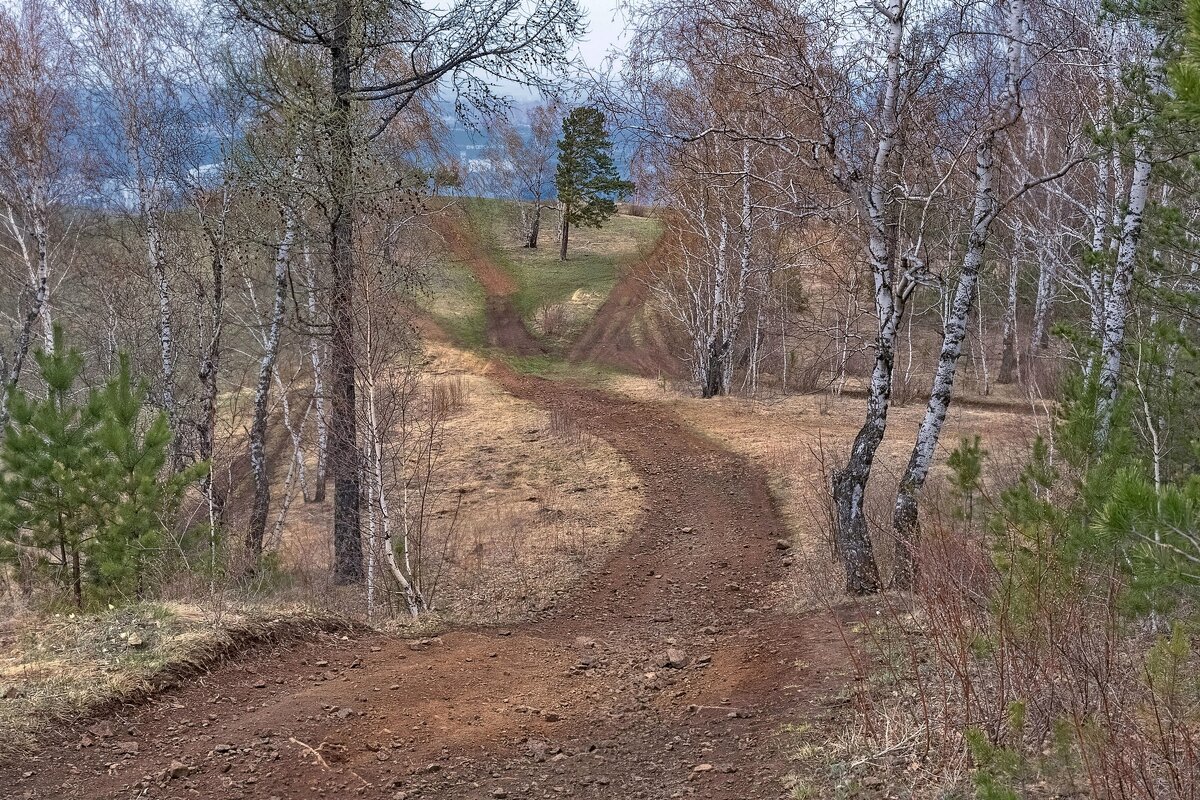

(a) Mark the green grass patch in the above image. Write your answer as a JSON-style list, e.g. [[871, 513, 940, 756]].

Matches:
[[462, 197, 660, 340], [419, 256, 488, 349]]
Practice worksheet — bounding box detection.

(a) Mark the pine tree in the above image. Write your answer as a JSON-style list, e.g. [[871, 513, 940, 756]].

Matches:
[[89, 354, 198, 599], [0, 331, 200, 608], [554, 106, 634, 261], [0, 328, 101, 607]]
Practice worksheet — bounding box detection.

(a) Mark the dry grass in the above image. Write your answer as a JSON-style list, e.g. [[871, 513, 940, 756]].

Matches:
[[0, 602, 354, 761], [271, 342, 643, 625], [605, 374, 1044, 609]]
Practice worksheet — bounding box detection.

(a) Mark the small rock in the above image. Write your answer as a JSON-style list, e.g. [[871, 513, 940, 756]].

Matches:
[[776, 538, 792, 550], [166, 760, 188, 779], [661, 648, 690, 669], [491, 790, 508, 799], [692, 763, 714, 773], [125, 633, 145, 648], [115, 741, 139, 755]]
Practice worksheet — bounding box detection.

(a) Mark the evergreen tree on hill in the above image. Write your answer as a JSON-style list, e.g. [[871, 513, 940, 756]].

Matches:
[[554, 106, 634, 261]]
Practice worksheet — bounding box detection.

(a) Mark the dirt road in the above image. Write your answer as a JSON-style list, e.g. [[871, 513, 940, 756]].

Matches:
[[3, 221, 855, 800]]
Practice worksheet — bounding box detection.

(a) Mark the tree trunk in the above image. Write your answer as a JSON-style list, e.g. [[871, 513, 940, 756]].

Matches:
[[305, 247, 329, 503], [526, 205, 541, 248], [832, 270, 901, 595], [830, 346, 891, 595], [72, 548, 82, 610], [246, 202, 296, 559], [197, 232, 226, 575], [1096, 137, 1152, 445], [831, 0, 906, 595], [892, 94, 1007, 590], [998, 250, 1019, 384], [559, 206, 569, 261], [329, 1, 363, 582], [1029, 243, 1055, 353], [147, 211, 179, 467]]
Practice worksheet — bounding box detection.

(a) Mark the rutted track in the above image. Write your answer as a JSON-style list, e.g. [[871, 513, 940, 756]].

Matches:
[[2, 218, 854, 800]]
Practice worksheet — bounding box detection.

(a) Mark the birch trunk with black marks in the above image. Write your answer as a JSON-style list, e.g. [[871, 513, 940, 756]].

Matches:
[[246, 198, 297, 559], [893, 132, 1000, 589], [1029, 242, 1055, 352], [830, 0, 906, 595], [1088, 153, 1111, 342], [305, 247, 329, 503], [1096, 137, 1153, 446], [145, 206, 178, 463], [890, 0, 1025, 588], [0, 202, 52, 424]]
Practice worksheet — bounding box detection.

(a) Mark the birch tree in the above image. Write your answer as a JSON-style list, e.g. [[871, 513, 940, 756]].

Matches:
[[0, 0, 80, 422], [480, 102, 562, 249], [891, 0, 1038, 589]]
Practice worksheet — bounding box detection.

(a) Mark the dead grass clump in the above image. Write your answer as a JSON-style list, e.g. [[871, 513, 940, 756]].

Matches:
[[547, 408, 590, 450], [535, 303, 569, 338], [430, 374, 468, 416]]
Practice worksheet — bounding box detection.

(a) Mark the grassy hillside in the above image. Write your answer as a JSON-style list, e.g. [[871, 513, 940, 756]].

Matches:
[[426, 197, 660, 351]]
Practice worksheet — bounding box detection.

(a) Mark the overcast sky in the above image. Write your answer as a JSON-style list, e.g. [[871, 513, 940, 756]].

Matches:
[[576, 0, 627, 69]]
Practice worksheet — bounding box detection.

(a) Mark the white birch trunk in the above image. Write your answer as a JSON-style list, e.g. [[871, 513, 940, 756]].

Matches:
[[890, 0, 1026, 588], [1096, 137, 1153, 445], [246, 196, 297, 557]]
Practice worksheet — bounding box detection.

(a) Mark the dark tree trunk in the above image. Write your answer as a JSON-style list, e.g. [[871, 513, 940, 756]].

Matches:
[[526, 205, 541, 248], [831, 424, 885, 595], [997, 335, 1018, 384], [559, 207, 569, 261], [329, 0, 363, 583], [197, 245, 226, 530], [997, 252, 1019, 385], [700, 339, 727, 399], [831, 313, 902, 595], [72, 548, 82, 609]]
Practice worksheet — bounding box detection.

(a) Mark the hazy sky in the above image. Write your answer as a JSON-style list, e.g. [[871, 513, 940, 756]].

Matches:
[[576, 0, 627, 68]]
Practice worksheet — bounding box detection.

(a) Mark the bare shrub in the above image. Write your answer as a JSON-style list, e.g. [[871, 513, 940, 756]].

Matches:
[[536, 302, 569, 338], [829, 469, 1200, 799]]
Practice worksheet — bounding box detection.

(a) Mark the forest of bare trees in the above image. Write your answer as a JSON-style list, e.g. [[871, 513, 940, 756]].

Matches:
[[0, 0, 1197, 794]]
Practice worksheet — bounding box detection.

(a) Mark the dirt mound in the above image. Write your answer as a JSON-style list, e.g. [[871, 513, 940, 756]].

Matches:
[[569, 235, 684, 378]]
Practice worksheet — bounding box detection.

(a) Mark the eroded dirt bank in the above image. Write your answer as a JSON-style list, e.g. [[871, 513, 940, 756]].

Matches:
[[4, 368, 853, 799]]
